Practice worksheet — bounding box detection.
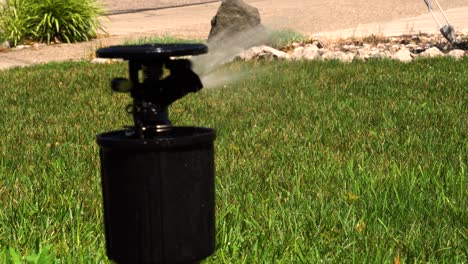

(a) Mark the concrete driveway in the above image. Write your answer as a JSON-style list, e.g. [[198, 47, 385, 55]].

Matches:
[[103, 0, 468, 38]]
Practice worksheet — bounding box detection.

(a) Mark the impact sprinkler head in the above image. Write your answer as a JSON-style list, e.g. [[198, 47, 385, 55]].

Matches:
[[95, 43, 216, 264], [96, 43, 208, 138]]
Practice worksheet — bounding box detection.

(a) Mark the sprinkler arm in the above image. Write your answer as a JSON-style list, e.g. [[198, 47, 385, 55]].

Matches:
[[97, 43, 208, 138], [112, 59, 203, 106], [147, 59, 203, 106]]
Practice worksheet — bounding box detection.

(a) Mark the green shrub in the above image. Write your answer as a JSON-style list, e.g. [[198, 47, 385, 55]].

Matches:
[[0, 0, 105, 46], [28, 0, 105, 43], [0, 0, 33, 46], [0, 31, 6, 43], [0, 246, 55, 264]]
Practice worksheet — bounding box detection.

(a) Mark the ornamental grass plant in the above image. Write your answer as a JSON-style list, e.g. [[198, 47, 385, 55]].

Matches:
[[28, 0, 105, 44], [0, 0, 32, 46], [0, 0, 105, 46], [0, 31, 6, 43]]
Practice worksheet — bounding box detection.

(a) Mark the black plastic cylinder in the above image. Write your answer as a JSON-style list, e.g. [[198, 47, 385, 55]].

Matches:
[[96, 127, 216, 264]]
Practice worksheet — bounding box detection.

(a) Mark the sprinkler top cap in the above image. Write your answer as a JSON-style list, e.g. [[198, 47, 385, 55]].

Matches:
[[96, 43, 208, 60]]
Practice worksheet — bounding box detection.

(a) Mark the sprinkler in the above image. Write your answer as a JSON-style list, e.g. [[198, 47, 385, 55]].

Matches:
[[97, 44, 208, 137], [423, 0, 456, 43], [95, 44, 216, 264]]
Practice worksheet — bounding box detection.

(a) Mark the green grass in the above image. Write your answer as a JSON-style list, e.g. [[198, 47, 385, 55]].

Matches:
[[0, 58, 467, 263], [267, 29, 308, 49], [124, 35, 205, 45]]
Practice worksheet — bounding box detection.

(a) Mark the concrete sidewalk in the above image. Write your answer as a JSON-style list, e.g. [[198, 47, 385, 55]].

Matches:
[[314, 6, 468, 39]]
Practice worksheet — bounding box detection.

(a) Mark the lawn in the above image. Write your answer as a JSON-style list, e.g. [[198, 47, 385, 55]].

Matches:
[[0, 58, 467, 263]]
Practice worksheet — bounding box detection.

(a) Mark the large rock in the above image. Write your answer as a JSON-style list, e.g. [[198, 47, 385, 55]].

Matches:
[[355, 48, 370, 61], [237, 46, 264, 60], [419, 47, 444, 58], [238, 45, 289, 61], [393, 48, 413, 62], [195, 0, 267, 74], [290, 44, 321, 60], [2, 41, 10, 49], [322, 51, 353, 62], [447, 49, 465, 59], [91, 58, 123, 64], [291, 46, 304, 60], [302, 45, 321, 60], [208, 0, 265, 46], [260, 46, 290, 60]]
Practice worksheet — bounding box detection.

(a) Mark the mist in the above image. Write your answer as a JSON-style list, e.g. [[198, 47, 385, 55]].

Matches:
[[191, 25, 268, 89]]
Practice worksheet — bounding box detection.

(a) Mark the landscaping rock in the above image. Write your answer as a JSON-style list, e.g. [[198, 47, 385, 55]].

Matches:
[[318, 48, 329, 56], [91, 58, 123, 64], [448, 49, 465, 59], [322, 51, 351, 62], [303, 50, 320, 61], [304, 43, 320, 51], [291, 46, 304, 60], [235, 33, 467, 63], [344, 53, 355, 62], [369, 48, 387, 59], [311, 40, 324, 49], [208, 0, 264, 47], [258, 45, 290, 60], [376, 43, 386, 50], [302, 45, 321, 60], [238, 45, 289, 61], [413, 46, 426, 54], [341, 44, 356, 52], [2, 41, 10, 49], [373, 50, 392, 59], [393, 49, 413, 62], [390, 44, 401, 52], [419, 47, 444, 58], [355, 49, 370, 61], [291, 42, 301, 48], [15, 45, 30, 50], [238, 46, 263, 60]]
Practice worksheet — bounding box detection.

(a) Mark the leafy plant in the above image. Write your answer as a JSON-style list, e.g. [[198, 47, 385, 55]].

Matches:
[[0, 0, 33, 46], [0, 33, 5, 44], [1, 248, 22, 264], [0, 246, 55, 264], [0, 0, 105, 46], [267, 28, 308, 49], [0, 28, 7, 43], [28, 0, 105, 43]]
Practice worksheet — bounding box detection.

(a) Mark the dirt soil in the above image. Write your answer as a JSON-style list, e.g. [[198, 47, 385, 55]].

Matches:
[[0, 0, 467, 69]]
